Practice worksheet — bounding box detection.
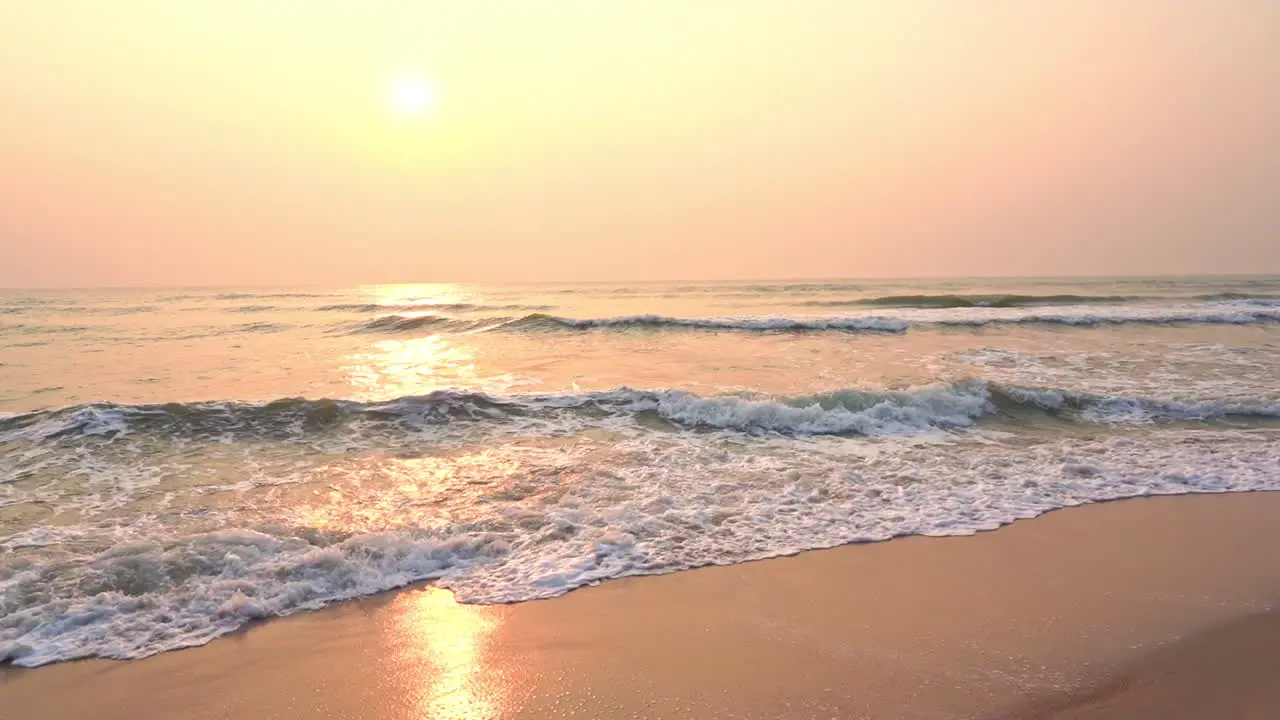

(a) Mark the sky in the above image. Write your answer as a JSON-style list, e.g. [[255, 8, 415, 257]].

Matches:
[[2, 1, 1278, 287]]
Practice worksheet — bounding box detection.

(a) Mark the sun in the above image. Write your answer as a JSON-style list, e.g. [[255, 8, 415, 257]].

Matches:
[[388, 75, 439, 116]]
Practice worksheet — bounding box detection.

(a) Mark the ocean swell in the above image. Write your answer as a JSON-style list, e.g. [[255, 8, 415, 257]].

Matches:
[[512, 313, 911, 333], [930, 307, 1280, 327], [345, 312, 911, 335], [318, 302, 555, 314], [805, 293, 1141, 309], [339, 307, 1280, 336]]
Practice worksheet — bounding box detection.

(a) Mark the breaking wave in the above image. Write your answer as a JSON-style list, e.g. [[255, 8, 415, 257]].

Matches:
[[341, 307, 1280, 336], [511, 313, 910, 333], [3, 383, 1280, 667], [5, 382, 1278, 447], [344, 313, 910, 335]]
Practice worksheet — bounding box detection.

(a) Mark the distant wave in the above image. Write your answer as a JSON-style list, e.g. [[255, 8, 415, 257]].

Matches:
[[6, 381, 1278, 445], [340, 307, 1280, 336], [235, 322, 290, 333], [930, 308, 1280, 327], [0, 305, 155, 316], [0, 297, 62, 306], [0, 323, 94, 335], [1194, 292, 1280, 302], [510, 313, 910, 333], [161, 322, 293, 340], [318, 302, 554, 314], [213, 292, 331, 300], [704, 283, 869, 298], [803, 293, 1141, 309], [342, 314, 500, 335], [344, 312, 910, 336], [795, 292, 1280, 309]]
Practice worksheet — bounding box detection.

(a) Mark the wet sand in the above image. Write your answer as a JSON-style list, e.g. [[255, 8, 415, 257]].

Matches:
[[1013, 610, 1280, 720], [3, 492, 1280, 719]]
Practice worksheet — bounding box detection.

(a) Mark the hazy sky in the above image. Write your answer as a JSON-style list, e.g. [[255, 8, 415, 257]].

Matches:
[[2, 1, 1278, 286]]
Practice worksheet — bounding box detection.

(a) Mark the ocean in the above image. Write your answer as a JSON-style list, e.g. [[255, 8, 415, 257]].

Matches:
[[3, 276, 1280, 667]]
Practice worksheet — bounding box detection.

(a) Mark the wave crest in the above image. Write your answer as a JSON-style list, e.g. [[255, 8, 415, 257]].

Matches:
[[817, 293, 1140, 309], [345, 312, 910, 336], [6, 382, 1279, 445]]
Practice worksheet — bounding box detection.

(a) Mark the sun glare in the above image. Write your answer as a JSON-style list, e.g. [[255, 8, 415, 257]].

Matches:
[[389, 75, 439, 116]]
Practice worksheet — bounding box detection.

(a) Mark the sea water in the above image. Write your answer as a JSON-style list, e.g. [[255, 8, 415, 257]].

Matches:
[[3, 276, 1279, 666]]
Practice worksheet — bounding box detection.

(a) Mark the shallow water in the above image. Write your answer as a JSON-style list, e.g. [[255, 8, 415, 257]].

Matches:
[[3, 276, 1280, 666]]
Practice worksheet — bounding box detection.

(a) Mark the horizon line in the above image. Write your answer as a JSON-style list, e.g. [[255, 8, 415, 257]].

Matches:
[[3, 271, 1279, 292]]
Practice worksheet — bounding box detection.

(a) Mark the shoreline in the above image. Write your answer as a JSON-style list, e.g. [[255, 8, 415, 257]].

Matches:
[[5, 491, 1280, 719]]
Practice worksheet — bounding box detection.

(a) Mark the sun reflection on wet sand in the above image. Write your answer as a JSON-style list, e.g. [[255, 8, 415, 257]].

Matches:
[[329, 286, 526, 717], [385, 587, 507, 720]]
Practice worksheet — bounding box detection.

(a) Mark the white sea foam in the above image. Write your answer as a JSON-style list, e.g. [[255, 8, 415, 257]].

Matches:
[[3, 427, 1278, 666], [643, 385, 992, 434]]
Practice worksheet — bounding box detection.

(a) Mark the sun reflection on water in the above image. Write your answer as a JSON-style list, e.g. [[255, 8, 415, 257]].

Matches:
[[345, 285, 478, 398], [385, 587, 506, 720], [368, 283, 473, 308], [291, 452, 530, 534], [329, 285, 530, 716], [340, 284, 542, 402], [344, 335, 478, 400]]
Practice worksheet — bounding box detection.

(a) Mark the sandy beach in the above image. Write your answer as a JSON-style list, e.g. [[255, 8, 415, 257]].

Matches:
[[3, 491, 1279, 719], [7, 0, 1280, 715]]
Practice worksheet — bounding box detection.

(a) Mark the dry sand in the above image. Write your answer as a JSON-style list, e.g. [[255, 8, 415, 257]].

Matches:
[[3, 492, 1280, 719]]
